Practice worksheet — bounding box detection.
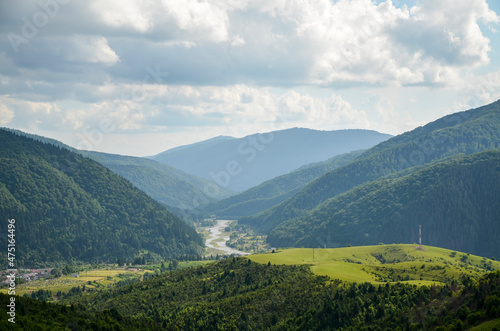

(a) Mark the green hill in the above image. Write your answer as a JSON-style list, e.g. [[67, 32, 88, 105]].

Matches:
[[266, 149, 500, 258], [81, 151, 233, 211], [1, 128, 231, 213], [204, 150, 364, 218], [53, 253, 500, 330], [240, 100, 500, 234], [249, 245, 500, 285], [0, 129, 204, 266]]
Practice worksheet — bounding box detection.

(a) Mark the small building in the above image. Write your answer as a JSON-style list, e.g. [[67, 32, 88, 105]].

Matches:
[[71, 273, 79, 278]]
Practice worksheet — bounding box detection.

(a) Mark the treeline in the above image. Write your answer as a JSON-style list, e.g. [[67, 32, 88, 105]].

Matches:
[[0, 129, 203, 267], [55, 257, 500, 330]]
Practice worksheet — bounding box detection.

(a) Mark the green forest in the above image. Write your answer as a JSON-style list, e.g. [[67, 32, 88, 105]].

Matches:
[[0, 129, 204, 267], [267, 149, 500, 258], [2, 257, 499, 330], [81, 150, 233, 212]]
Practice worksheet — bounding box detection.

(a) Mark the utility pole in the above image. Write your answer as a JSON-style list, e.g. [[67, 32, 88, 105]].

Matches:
[[419, 225, 422, 249], [313, 247, 315, 262]]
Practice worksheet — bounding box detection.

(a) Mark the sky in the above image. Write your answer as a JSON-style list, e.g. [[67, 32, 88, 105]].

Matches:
[[1, 0, 500, 157]]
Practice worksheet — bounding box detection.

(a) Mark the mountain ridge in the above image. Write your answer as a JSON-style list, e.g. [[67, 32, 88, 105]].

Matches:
[[0, 129, 204, 266], [1, 128, 232, 213], [204, 149, 365, 218], [267, 148, 500, 258], [150, 127, 392, 191]]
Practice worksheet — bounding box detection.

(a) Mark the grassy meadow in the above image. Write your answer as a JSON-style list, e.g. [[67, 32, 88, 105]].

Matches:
[[249, 244, 500, 285]]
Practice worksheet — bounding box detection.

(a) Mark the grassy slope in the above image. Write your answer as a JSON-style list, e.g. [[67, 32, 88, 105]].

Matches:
[[469, 318, 500, 330], [249, 244, 500, 285]]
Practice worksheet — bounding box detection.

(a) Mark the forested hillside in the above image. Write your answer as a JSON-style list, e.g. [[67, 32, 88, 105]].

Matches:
[[2, 128, 231, 213], [241, 100, 500, 233], [267, 149, 500, 258], [0, 293, 156, 330], [55, 257, 500, 330], [0, 129, 204, 266], [82, 151, 233, 211], [205, 150, 364, 218]]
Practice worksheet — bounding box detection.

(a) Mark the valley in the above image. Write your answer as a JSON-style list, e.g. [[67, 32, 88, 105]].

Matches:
[[1, 100, 500, 329], [3, 0, 500, 328]]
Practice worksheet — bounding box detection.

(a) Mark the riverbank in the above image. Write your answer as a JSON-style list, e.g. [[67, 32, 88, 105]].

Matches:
[[203, 220, 250, 256]]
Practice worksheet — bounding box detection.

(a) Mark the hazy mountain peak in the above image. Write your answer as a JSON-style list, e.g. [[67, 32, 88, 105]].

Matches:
[[150, 128, 392, 191]]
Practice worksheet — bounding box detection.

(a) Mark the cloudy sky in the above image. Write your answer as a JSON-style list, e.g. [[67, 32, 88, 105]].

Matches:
[[1, 0, 500, 156]]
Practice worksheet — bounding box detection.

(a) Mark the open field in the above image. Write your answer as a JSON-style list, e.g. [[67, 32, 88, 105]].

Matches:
[[469, 318, 500, 331], [0, 267, 151, 296], [249, 244, 500, 285], [1, 260, 216, 297]]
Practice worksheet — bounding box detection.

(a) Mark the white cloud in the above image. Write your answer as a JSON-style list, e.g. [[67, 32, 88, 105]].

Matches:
[[1, 0, 498, 88], [444, 69, 500, 113], [66, 36, 120, 64], [90, 0, 154, 33], [1, 0, 499, 156], [0, 101, 14, 125], [160, 0, 231, 43]]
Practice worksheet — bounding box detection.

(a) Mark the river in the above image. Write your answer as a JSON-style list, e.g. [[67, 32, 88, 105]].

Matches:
[[204, 220, 250, 256]]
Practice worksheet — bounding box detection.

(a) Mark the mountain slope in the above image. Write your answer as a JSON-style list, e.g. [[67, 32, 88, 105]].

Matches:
[[0, 129, 204, 266], [267, 148, 500, 258], [240, 100, 500, 233], [81, 151, 233, 211], [2, 128, 231, 212], [150, 128, 392, 191], [204, 150, 365, 218]]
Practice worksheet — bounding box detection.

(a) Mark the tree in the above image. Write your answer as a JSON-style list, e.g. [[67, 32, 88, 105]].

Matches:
[[51, 268, 62, 277], [171, 259, 179, 270]]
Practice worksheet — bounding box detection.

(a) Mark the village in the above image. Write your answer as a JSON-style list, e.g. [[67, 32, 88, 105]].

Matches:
[[0, 268, 81, 285]]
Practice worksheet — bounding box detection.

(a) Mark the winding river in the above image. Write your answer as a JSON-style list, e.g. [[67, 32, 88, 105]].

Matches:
[[204, 220, 250, 256]]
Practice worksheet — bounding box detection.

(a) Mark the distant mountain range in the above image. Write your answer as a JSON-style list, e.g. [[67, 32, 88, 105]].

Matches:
[[149, 128, 392, 192], [204, 149, 365, 218], [0, 129, 204, 266], [238, 100, 500, 258]]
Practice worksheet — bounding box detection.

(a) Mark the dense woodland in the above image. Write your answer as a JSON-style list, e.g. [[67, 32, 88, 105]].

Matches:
[[3, 257, 498, 330], [240, 100, 500, 236], [81, 151, 233, 212], [2, 129, 231, 213], [267, 149, 500, 258], [0, 129, 204, 266]]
